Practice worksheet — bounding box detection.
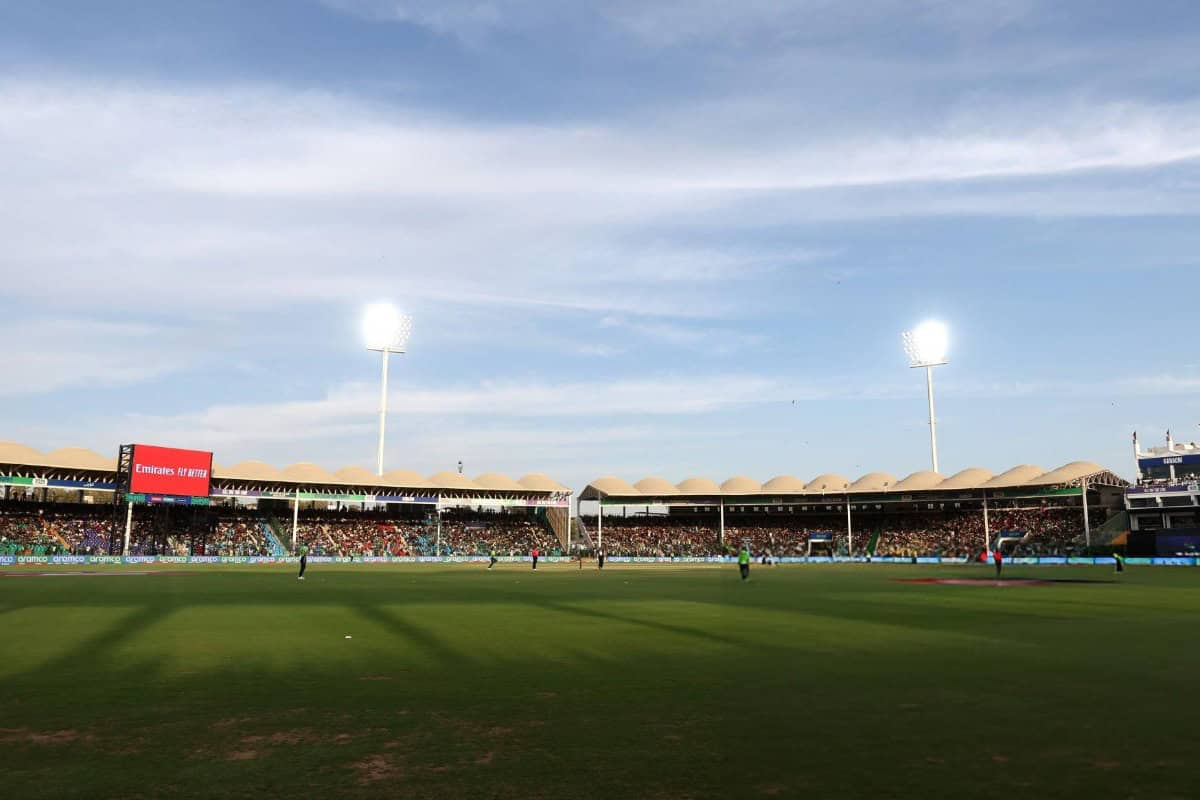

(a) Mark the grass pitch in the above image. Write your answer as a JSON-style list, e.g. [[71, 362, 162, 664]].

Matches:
[[2, 562, 1196, 799]]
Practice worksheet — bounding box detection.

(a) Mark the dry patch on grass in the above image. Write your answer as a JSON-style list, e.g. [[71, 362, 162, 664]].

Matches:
[[227, 750, 258, 761], [240, 729, 319, 747], [0, 728, 94, 746], [352, 753, 404, 785]]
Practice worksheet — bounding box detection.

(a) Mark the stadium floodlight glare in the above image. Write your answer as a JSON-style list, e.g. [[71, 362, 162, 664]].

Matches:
[[902, 321, 949, 473], [363, 303, 414, 476], [363, 303, 413, 353], [903, 320, 949, 368]]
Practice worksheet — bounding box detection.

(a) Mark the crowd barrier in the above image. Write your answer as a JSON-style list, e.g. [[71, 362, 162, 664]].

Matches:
[[0, 555, 1197, 566], [0, 555, 575, 566]]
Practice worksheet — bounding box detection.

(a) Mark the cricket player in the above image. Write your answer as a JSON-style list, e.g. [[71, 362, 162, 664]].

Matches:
[[297, 543, 309, 580]]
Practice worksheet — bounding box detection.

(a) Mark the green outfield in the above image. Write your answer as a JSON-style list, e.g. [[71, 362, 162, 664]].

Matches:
[[1, 562, 1195, 799]]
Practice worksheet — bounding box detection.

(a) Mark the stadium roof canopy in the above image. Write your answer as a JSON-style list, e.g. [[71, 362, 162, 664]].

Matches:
[[0, 441, 570, 498], [579, 461, 1127, 502]]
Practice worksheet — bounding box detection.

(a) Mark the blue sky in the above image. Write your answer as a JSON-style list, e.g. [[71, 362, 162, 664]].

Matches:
[[2, 0, 1199, 491]]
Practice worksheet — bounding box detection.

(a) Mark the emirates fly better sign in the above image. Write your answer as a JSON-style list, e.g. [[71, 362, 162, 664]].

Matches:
[[129, 445, 213, 497]]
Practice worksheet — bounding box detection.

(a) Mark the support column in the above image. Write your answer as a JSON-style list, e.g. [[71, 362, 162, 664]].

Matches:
[[719, 499, 725, 547], [292, 488, 300, 550], [1081, 478, 1091, 551], [597, 502, 603, 552], [982, 491, 991, 556], [436, 507, 442, 557], [845, 495, 853, 557], [123, 503, 133, 555]]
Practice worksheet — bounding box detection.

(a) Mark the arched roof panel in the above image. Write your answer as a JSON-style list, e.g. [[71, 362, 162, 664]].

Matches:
[[848, 472, 896, 493], [0, 442, 46, 466], [938, 467, 995, 490], [720, 476, 763, 494], [280, 462, 334, 484], [634, 477, 678, 496], [428, 471, 480, 491], [221, 461, 282, 482], [586, 477, 639, 498], [892, 471, 944, 492], [805, 473, 850, 493], [43, 447, 116, 472], [382, 469, 433, 489], [1023, 461, 1107, 487], [333, 466, 379, 485], [473, 472, 526, 491], [984, 465, 1047, 488], [762, 475, 807, 493], [517, 473, 570, 493], [676, 477, 721, 495]]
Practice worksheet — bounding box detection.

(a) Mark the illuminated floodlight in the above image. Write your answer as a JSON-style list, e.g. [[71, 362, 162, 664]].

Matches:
[[902, 320, 949, 474], [363, 303, 413, 353], [363, 304, 413, 477], [902, 320, 949, 368]]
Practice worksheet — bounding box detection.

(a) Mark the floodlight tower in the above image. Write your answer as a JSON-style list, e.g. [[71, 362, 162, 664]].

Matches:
[[363, 303, 413, 476], [902, 321, 949, 473]]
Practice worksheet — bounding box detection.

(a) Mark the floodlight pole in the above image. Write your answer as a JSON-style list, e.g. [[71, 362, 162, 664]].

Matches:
[[597, 502, 603, 552], [376, 347, 391, 477], [925, 365, 939, 474]]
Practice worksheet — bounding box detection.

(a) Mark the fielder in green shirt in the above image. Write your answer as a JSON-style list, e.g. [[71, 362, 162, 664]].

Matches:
[[297, 544, 309, 580], [738, 546, 750, 581]]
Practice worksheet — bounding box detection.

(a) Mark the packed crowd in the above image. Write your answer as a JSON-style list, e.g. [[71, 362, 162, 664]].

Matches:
[[0, 502, 112, 555], [580, 514, 718, 557], [725, 515, 847, 557], [211, 516, 271, 557], [436, 510, 559, 556], [292, 509, 559, 557], [295, 511, 426, 557], [873, 507, 1085, 558], [1, 500, 1086, 559], [581, 506, 1088, 558]]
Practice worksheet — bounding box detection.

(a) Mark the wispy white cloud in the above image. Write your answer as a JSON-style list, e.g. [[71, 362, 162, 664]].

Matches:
[[322, 0, 1040, 45], [0, 319, 207, 396], [112, 367, 1200, 448], [4, 78, 1200, 328], [603, 0, 1038, 47]]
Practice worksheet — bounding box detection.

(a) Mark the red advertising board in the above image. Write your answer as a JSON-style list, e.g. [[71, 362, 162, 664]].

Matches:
[[129, 445, 213, 497]]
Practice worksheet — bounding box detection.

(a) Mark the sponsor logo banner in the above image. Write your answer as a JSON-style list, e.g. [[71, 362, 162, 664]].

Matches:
[[1127, 483, 1198, 495], [130, 444, 213, 497], [0, 475, 115, 491]]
